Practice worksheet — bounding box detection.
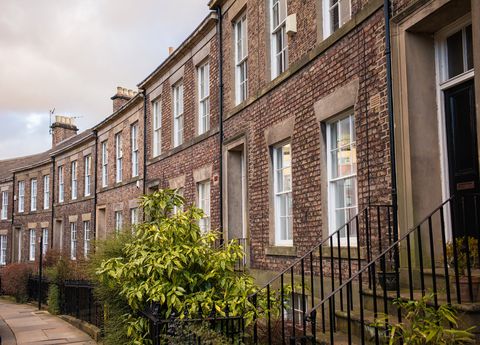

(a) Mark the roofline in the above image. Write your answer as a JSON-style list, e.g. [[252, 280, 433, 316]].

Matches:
[[49, 131, 95, 157], [137, 12, 217, 89], [0, 153, 45, 164], [11, 158, 52, 174], [94, 93, 143, 131]]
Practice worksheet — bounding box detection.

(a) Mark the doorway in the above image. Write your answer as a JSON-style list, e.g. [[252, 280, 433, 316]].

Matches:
[[226, 142, 248, 266], [444, 79, 479, 239]]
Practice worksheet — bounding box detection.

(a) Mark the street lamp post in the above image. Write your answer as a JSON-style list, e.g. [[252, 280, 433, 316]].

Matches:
[[38, 233, 43, 310]]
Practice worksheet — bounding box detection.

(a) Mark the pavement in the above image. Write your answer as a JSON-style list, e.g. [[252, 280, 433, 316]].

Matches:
[[0, 298, 97, 345]]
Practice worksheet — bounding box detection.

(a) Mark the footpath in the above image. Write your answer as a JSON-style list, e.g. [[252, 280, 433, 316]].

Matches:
[[0, 298, 97, 345]]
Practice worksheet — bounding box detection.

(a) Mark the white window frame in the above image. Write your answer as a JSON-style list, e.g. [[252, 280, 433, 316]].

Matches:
[[153, 100, 162, 157], [30, 179, 37, 211], [131, 123, 139, 177], [85, 155, 91, 196], [198, 62, 210, 135], [83, 220, 90, 258], [115, 211, 123, 234], [322, 0, 351, 39], [173, 83, 184, 147], [197, 181, 210, 233], [235, 13, 248, 105], [0, 235, 7, 266], [43, 175, 49, 210], [115, 132, 123, 183], [42, 228, 48, 255], [29, 229, 36, 261], [273, 142, 293, 246], [1, 191, 8, 220], [70, 222, 77, 260], [101, 141, 108, 187], [326, 114, 358, 246], [71, 161, 77, 200], [270, 0, 288, 79], [58, 166, 64, 203], [18, 181, 25, 212], [130, 208, 138, 226]]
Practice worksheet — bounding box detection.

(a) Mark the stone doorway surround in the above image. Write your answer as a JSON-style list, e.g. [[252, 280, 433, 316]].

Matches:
[[391, 0, 479, 266]]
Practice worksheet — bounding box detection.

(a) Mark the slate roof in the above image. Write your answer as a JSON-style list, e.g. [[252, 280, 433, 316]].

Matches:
[[0, 129, 94, 184]]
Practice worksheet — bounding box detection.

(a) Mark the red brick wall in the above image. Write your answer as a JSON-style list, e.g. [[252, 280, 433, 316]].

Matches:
[[220, 1, 392, 270]]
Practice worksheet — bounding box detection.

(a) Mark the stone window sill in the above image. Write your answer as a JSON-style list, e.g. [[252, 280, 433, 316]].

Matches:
[[266, 246, 297, 257]]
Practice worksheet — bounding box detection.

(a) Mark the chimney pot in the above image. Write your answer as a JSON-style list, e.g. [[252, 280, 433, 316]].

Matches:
[[168, 47, 175, 55], [51, 115, 78, 148]]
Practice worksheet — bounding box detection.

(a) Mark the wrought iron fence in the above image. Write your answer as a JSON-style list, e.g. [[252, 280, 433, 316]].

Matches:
[[141, 304, 245, 345], [27, 275, 50, 305], [61, 280, 104, 329]]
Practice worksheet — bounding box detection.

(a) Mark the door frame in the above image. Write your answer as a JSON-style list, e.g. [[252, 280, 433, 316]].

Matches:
[[434, 14, 475, 240]]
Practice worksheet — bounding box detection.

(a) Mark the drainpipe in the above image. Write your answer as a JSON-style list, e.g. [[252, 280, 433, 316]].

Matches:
[[10, 171, 16, 263], [384, 0, 398, 241], [216, 6, 224, 238], [141, 90, 148, 197], [50, 157, 55, 249], [92, 130, 98, 244]]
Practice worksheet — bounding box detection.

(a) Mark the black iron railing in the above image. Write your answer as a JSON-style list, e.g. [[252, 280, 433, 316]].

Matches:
[[249, 195, 480, 345], [27, 275, 50, 305], [61, 280, 104, 329], [142, 304, 245, 345], [249, 205, 394, 344]]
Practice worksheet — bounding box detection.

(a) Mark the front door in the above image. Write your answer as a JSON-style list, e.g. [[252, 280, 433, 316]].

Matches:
[[444, 79, 480, 238]]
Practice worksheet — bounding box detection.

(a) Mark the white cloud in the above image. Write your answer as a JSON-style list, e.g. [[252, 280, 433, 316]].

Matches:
[[0, 0, 209, 159]]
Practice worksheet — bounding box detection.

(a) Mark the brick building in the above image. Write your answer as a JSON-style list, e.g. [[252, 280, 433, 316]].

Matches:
[[0, 0, 478, 292]]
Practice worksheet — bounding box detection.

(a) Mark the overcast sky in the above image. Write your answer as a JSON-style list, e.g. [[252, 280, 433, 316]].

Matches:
[[0, 0, 209, 160]]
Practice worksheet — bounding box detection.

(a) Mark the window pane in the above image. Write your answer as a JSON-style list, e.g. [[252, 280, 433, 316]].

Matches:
[[334, 180, 345, 208], [447, 30, 464, 79], [339, 116, 350, 147], [466, 25, 473, 71]]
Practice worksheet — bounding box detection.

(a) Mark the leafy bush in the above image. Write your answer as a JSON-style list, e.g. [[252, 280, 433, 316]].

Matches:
[[375, 294, 475, 344], [47, 284, 61, 314], [96, 189, 258, 344], [1, 263, 33, 302], [89, 232, 135, 345]]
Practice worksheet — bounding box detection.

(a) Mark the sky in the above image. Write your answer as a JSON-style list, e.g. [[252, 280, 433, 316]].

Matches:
[[0, 0, 209, 160]]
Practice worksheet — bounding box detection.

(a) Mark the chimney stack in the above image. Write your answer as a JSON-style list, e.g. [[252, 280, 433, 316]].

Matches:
[[51, 115, 78, 148], [168, 47, 175, 55], [111, 86, 138, 113]]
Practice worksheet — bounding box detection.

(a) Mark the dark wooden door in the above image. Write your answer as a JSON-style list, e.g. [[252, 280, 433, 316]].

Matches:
[[444, 79, 479, 239]]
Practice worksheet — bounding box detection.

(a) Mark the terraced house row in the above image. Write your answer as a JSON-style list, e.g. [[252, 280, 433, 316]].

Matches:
[[0, 0, 479, 293]]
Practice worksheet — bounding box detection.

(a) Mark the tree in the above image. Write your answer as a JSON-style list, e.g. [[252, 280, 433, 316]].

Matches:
[[96, 189, 258, 344]]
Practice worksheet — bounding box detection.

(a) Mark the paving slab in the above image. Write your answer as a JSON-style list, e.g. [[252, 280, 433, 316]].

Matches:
[[0, 298, 97, 345]]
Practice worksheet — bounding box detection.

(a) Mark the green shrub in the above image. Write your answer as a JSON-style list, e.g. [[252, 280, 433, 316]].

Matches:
[[96, 189, 258, 344], [89, 232, 135, 345], [375, 294, 475, 344], [1, 263, 33, 303], [47, 283, 61, 314]]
